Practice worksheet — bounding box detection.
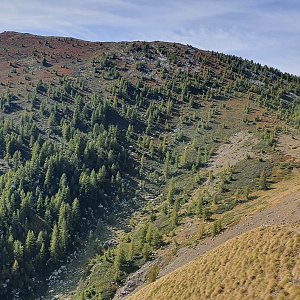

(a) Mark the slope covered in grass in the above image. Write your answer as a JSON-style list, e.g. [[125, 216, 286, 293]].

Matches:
[[129, 226, 300, 300]]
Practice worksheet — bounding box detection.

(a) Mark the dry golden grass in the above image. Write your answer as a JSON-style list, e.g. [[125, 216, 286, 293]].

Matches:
[[129, 226, 300, 300]]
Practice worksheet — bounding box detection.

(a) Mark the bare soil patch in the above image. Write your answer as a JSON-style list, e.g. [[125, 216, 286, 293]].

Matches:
[[208, 131, 259, 175], [277, 133, 300, 163]]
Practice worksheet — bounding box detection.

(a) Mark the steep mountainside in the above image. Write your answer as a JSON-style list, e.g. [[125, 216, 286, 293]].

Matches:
[[0, 31, 299, 299], [129, 225, 300, 300]]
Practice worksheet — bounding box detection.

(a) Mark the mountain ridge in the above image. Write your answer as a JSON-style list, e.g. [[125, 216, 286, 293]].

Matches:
[[0, 31, 294, 76]]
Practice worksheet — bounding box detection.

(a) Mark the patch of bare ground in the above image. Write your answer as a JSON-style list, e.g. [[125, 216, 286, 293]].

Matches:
[[204, 130, 262, 195], [277, 133, 300, 163], [208, 130, 259, 175]]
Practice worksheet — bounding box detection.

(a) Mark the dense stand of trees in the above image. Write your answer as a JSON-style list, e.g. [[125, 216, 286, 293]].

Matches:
[[0, 80, 129, 297]]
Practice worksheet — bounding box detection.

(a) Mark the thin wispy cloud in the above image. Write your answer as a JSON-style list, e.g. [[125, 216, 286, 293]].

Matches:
[[0, 0, 299, 75]]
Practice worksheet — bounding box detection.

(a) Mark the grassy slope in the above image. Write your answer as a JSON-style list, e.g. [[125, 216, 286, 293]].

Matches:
[[156, 168, 300, 275], [129, 225, 300, 300]]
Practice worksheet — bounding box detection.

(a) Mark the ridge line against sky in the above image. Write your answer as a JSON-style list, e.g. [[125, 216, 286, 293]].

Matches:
[[0, 0, 299, 75]]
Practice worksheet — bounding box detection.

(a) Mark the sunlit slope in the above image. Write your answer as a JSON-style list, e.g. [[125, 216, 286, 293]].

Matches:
[[129, 226, 300, 300]]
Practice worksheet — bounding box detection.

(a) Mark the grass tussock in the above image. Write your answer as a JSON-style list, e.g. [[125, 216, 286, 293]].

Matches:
[[129, 225, 300, 300]]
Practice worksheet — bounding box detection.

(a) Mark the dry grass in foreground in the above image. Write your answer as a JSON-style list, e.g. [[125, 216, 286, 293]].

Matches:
[[128, 226, 300, 300]]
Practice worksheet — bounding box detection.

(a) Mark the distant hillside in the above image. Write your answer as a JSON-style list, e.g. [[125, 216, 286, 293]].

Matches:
[[129, 226, 300, 300]]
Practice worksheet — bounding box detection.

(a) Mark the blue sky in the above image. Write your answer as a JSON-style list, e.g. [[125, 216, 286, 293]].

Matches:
[[0, 0, 299, 75]]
